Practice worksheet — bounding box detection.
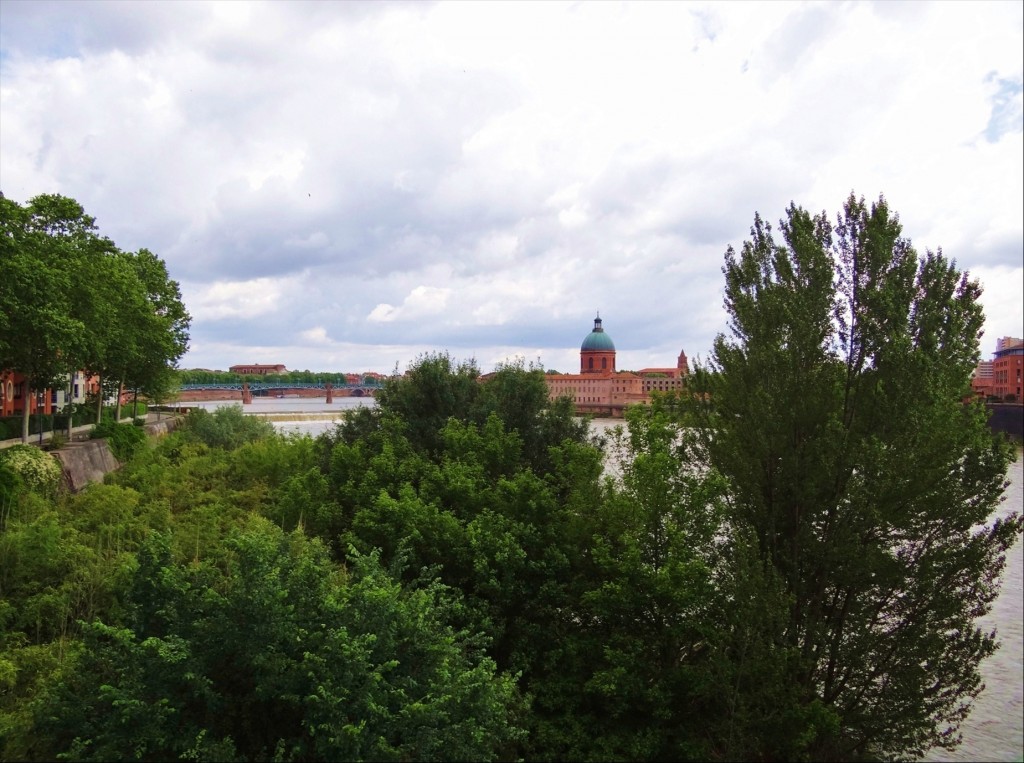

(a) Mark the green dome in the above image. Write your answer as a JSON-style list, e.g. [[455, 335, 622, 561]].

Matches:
[[581, 315, 615, 352]]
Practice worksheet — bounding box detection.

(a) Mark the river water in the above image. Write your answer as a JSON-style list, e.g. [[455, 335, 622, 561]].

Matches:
[[180, 399, 1023, 761]]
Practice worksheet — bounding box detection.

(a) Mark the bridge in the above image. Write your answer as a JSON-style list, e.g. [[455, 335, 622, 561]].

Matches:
[[179, 382, 380, 397]]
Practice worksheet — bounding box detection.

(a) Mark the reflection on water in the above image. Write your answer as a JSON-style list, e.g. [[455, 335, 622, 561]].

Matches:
[[186, 402, 1023, 760]]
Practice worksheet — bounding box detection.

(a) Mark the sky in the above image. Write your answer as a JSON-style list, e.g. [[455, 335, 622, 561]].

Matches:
[[1, 0, 1021, 375]]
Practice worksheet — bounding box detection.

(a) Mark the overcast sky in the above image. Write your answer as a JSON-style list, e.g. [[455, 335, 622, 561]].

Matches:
[[1, 0, 1021, 374]]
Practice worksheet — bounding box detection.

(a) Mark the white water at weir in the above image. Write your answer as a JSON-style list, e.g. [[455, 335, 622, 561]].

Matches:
[[185, 401, 1023, 761]]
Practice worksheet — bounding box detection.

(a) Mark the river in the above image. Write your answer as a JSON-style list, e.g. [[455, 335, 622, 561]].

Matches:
[[179, 400, 1023, 760], [925, 454, 1023, 762]]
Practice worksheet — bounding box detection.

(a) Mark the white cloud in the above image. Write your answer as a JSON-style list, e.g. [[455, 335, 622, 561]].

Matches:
[[300, 326, 331, 345], [1, 0, 1020, 372], [367, 285, 453, 323], [188, 277, 286, 321]]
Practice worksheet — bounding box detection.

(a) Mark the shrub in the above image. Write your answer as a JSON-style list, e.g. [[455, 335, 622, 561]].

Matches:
[[184, 406, 275, 450], [0, 445, 63, 497], [91, 420, 147, 462], [46, 433, 68, 451], [0, 462, 24, 520]]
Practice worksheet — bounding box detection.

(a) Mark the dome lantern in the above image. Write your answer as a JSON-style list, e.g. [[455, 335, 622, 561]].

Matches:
[[580, 313, 616, 374]]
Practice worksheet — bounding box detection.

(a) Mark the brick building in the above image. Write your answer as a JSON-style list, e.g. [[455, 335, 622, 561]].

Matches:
[[971, 337, 1024, 401], [1, 370, 100, 419], [544, 315, 689, 417], [229, 364, 288, 376]]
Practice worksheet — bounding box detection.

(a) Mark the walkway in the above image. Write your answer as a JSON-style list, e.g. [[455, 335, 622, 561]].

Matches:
[[0, 411, 177, 450]]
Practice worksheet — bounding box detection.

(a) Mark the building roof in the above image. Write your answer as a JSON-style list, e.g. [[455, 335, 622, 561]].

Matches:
[[994, 338, 1024, 357], [581, 314, 616, 352]]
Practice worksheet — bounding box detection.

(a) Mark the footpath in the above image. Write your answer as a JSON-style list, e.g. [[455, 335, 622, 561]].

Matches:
[[0, 411, 178, 451]]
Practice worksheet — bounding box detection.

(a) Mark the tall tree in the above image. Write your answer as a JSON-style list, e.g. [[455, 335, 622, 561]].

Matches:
[[688, 195, 1021, 760], [120, 248, 190, 411], [0, 195, 90, 441]]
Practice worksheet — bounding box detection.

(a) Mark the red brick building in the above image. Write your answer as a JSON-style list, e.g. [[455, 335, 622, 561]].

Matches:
[[972, 337, 1023, 401], [1, 370, 100, 419], [545, 315, 689, 417], [0, 371, 51, 418], [229, 364, 288, 376]]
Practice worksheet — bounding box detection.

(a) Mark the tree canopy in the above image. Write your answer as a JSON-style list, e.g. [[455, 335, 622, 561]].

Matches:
[[0, 194, 190, 441], [685, 194, 1021, 760]]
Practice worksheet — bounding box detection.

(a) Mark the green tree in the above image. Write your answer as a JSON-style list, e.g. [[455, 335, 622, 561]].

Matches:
[[523, 402, 728, 761], [34, 523, 522, 762], [373, 353, 483, 455], [0, 196, 88, 442], [113, 248, 190, 420], [474, 359, 588, 474], [688, 194, 1022, 760], [320, 356, 612, 759], [184, 405, 276, 450], [1, 195, 188, 437]]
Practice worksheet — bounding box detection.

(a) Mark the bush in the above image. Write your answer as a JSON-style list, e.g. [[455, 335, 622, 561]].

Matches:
[[0, 445, 63, 498], [184, 406, 275, 450], [46, 433, 68, 451], [0, 462, 24, 518], [91, 420, 147, 462]]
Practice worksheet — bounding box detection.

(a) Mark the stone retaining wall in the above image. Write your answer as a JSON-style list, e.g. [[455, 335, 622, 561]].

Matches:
[[52, 440, 121, 493], [49, 416, 182, 493]]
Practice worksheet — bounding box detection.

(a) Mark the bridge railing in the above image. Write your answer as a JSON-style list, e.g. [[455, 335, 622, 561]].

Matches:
[[179, 382, 381, 391]]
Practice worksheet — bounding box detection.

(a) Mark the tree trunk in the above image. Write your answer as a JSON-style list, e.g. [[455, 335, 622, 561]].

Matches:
[[114, 380, 123, 422], [67, 372, 74, 438], [95, 374, 103, 424], [20, 389, 30, 443]]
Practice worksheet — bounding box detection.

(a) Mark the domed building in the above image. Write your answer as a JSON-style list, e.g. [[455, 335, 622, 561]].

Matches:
[[580, 314, 616, 374], [544, 314, 689, 417]]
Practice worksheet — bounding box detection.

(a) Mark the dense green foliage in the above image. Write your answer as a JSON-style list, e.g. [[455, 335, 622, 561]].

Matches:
[[686, 195, 1021, 760], [0, 196, 1018, 762], [89, 420, 147, 462], [183, 404, 276, 450], [0, 194, 190, 442]]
